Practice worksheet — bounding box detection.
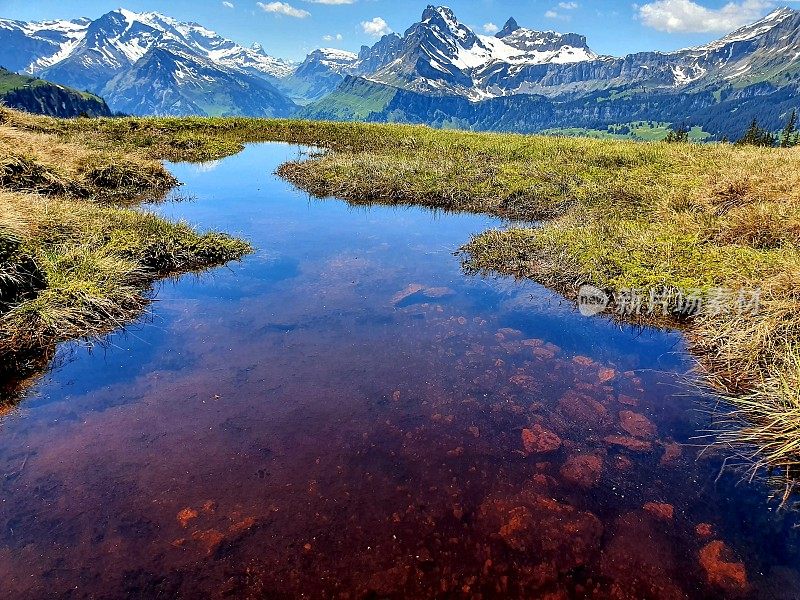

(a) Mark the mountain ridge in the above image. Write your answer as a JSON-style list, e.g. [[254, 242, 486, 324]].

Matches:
[[1, 5, 799, 134], [0, 67, 111, 117]]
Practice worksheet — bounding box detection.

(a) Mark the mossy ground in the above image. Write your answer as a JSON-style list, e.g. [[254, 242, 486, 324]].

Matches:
[[3, 107, 799, 492]]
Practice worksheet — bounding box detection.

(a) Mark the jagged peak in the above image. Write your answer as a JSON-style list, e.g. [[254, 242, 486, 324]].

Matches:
[[497, 17, 520, 37], [763, 6, 798, 20], [421, 5, 458, 23]]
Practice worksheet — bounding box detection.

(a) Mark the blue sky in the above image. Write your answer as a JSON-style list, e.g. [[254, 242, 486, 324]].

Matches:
[[0, 0, 794, 61]]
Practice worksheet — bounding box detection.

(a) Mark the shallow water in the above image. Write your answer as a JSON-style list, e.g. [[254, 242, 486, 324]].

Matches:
[[0, 143, 798, 599]]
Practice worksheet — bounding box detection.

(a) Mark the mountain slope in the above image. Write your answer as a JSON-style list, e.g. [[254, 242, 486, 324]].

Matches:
[[1, 8, 296, 116], [302, 73, 797, 140], [0, 17, 89, 74], [279, 48, 359, 104], [0, 67, 111, 117], [101, 43, 295, 117], [303, 5, 800, 138]]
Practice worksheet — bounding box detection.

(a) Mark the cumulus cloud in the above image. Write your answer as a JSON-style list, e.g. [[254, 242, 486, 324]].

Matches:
[[222, 1, 234, 7], [559, 2, 579, 9], [257, 1, 311, 18], [323, 33, 344, 41], [482, 22, 500, 34], [637, 0, 773, 33], [361, 17, 391, 37]]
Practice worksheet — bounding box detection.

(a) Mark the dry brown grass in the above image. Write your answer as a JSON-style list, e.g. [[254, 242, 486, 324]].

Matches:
[[0, 125, 177, 200]]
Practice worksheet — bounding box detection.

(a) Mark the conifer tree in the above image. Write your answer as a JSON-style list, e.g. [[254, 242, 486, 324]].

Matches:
[[781, 109, 798, 148], [665, 123, 689, 143], [736, 118, 776, 147]]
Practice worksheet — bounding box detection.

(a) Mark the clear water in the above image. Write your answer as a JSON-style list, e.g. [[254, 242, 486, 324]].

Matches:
[[0, 143, 797, 598]]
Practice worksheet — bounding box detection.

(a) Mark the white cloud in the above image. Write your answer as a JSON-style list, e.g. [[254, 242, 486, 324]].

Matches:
[[361, 17, 391, 37], [482, 22, 500, 34], [306, 0, 355, 3], [257, 1, 311, 18], [323, 33, 344, 41], [559, 2, 579, 9], [222, 1, 234, 7], [637, 0, 773, 33], [545, 9, 569, 20]]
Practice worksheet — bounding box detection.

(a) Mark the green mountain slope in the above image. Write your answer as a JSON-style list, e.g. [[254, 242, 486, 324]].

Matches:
[[0, 67, 111, 117]]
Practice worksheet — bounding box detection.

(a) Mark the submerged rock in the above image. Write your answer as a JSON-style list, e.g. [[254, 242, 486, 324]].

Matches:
[[479, 492, 603, 570], [192, 529, 225, 556], [643, 502, 674, 522], [699, 541, 748, 595], [572, 356, 595, 367], [558, 390, 612, 433], [598, 368, 617, 383], [660, 443, 683, 467], [617, 394, 640, 407], [600, 511, 686, 600], [695, 523, 714, 538], [603, 435, 654, 453], [498, 327, 523, 337], [522, 425, 562, 455], [391, 283, 426, 305], [177, 507, 199, 528], [560, 454, 603, 489], [423, 287, 456, 300], [619, 410, 657, 439]]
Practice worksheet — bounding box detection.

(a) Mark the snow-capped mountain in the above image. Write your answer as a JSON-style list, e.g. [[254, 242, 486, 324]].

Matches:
[[102, 40, 295, 117], [347, 5, 800, 100], [0, 8, 296, 116], [2, 4, 800, 135], [33, 9, 295, 91], [360, 6, 599, 99], [279, 48, 360, 103], [0, 17, 90, 74]]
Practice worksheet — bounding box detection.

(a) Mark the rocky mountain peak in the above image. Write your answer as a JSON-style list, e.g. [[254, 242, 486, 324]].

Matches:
[[418, 5, 478, 45], [497, 18, 520, 37]]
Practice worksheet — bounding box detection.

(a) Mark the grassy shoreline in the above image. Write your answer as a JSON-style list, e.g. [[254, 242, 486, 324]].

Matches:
[[0, 108, 252, 387], [3, 108, 799, 494]]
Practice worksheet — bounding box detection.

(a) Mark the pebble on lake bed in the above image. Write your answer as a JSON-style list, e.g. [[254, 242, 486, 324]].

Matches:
[[522, 425, 562, 455], [643, 502, 674, 522], [177, 507, 199, 528], [619, 410, 657, 439], [560, 454, 603, 489], [390, 283, 426, 305], [603, 435, 654, 453]]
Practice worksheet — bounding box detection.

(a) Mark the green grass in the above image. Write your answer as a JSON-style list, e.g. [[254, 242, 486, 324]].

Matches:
[[0, 109, 252, 382], [0, 67, 103, 101], [541, 121, 712, 142]]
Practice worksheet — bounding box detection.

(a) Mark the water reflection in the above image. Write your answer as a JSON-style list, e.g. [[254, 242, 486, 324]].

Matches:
[[0, 143, 797, 598]]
